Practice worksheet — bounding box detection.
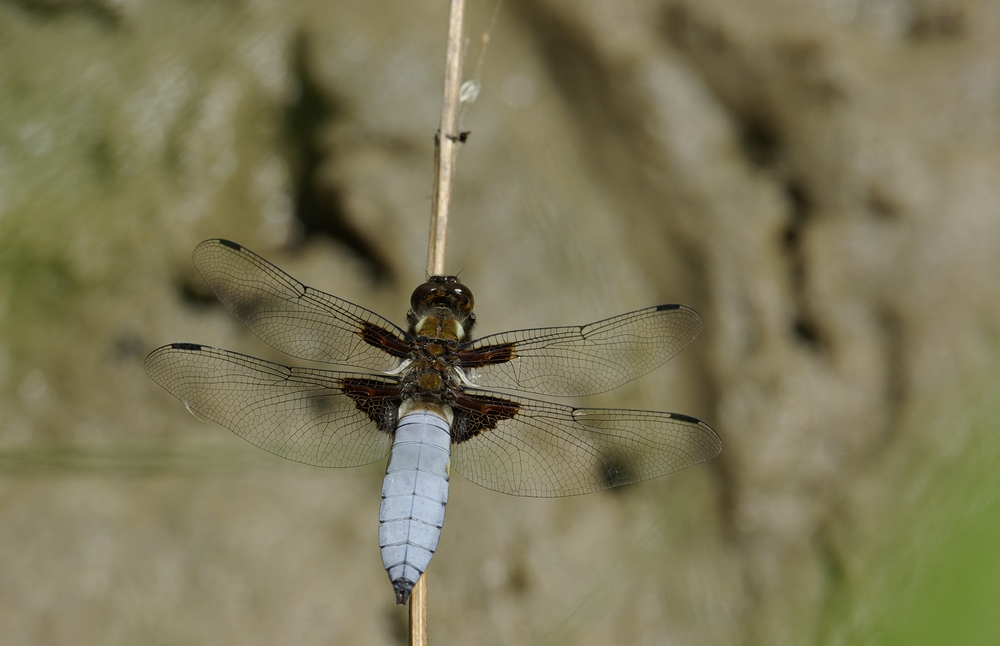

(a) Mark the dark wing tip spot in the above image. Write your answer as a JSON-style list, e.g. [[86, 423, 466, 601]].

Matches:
[[656, 303, 681, 311], [217, 239, 242, 251], [668, 413, 722, 452], [668, 412, 702, 424], [171, 342, 204, 351]]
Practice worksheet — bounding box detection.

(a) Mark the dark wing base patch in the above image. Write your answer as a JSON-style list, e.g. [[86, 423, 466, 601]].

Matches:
[[338, 377, 401, 435], [451, 392, 520, 444]]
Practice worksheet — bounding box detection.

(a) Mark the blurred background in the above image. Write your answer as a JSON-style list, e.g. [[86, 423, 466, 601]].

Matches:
[[2, 0, 1000, 644]]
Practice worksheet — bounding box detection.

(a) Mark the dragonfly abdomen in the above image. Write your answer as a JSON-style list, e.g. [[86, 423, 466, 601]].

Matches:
[[379, 408, 451, 605]]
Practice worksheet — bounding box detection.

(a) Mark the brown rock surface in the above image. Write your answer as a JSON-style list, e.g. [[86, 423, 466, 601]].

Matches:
[[2, 0, 999, 644]]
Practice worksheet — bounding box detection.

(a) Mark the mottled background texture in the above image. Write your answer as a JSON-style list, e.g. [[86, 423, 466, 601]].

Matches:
[[2, 0, 1000, 644]]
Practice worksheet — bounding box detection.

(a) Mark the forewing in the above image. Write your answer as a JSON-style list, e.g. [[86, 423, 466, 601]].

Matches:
[[144, 343, 399, 467], [461, 304, 703, 397], [449, 390, 721, 497], [193, 239, 411, 370]]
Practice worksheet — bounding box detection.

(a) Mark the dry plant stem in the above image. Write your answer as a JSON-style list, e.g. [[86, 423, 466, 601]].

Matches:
[[411, 0, 466, 644], [427, 0, 467, 277], [408, 573, 428, 646]]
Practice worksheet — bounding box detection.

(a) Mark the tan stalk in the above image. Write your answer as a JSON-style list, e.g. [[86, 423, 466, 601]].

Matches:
[[426, 0, 466, 278], [411, 0, 467, 643]]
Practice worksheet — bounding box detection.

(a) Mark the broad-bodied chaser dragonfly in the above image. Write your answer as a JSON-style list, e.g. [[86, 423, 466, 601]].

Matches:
[[145, 239, 721, 604]]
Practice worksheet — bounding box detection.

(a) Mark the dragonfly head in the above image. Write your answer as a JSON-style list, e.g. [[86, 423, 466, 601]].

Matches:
[[408, 276, 476, 338]]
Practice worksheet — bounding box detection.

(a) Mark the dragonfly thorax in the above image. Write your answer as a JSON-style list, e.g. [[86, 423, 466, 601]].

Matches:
[[399, 355, 463, 403], [412, 314, 467, 342]]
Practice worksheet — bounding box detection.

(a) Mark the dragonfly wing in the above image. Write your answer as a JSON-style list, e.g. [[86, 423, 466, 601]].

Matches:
[[461, 304, 703, 397], [192, 239, 412, 371], [144, 343, 400, 468], [449, 390, 721, 497]]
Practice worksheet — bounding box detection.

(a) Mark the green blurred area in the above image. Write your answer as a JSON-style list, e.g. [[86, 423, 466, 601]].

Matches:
[[820, 380, 1000, 646]]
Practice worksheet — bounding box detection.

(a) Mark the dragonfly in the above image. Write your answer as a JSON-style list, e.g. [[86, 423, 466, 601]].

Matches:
[[144, 239, 722, 605]]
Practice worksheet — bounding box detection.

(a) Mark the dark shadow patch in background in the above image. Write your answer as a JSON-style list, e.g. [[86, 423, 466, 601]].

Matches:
[[600, 451, 639, 494], [781, 181, 810, 253], [177, 273, 217, 309], [909, 5, 966, 41], [875, 305, 907, 448], [285, 35, 394, 283], [662, 2, 728, 54], [9, 0, 119, 26], [507, 0, 658, 177], [868, 185, 903, 221], [781, 180, 827, 351], [740, 116, 783, 169]]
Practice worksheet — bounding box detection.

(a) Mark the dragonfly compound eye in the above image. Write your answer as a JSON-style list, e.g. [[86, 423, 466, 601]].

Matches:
[[410, 276, 474, 315]]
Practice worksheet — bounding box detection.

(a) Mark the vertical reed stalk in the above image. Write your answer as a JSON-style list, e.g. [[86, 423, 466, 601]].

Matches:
[[426, 0, 466, 278], [412, 0, 467, 643]]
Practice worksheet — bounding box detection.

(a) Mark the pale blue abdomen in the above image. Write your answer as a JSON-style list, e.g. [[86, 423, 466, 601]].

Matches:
[[379, 408, 451, 604]]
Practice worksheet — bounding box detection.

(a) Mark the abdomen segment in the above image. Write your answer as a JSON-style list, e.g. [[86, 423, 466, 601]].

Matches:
[[379, 408, 451, 604]]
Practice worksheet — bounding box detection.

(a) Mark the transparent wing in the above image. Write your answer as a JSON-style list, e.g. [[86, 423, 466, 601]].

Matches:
[[192, 239, 411, 371], [461, 304, 703, 397], [144, 343, 399, 468], [450, 390, 721, 497]]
